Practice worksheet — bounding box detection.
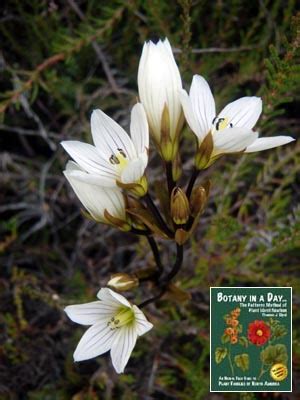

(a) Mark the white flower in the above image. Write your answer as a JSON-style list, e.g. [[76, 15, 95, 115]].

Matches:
[[61, 103, 149, 194], [138, 38, 183, 158], [64, 288, 153, 374], [64, 161, 128, 228], [180, 75, 295, 161]]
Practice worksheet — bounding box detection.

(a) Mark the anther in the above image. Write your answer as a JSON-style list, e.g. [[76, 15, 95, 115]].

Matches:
[[109, 155, 120, 165], [216, 118, 225, 130], [117, 148, 127, 158]]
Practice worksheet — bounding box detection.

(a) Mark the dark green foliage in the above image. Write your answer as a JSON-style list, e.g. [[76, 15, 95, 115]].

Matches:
[[0, 1, 299, 399]]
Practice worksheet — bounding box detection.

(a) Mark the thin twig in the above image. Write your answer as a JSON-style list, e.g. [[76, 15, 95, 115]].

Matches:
[[173, 45, 261, 54], [67, 0, 124, 103]]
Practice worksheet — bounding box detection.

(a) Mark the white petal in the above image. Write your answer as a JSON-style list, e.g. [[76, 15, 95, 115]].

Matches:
[[97, 288, 131, 309], [179, 89, 203, 141], [217, 97, 262, 130], [63, 168, 126, 221], [130, 103, 149, 155], [66, 168, 116, 187], [73, 321, 117, 362], [120, 158, 145, 184], [110, 325, 137, 373], [65, 301, 118, 326], [245, 136, 295, 152], [61, 141, 116, 177], [138, 38, 182, 141], [213, 128, 258, 154], [132, 305, 153, 336], [189, 75, 216, 138], [91, 110, 136, 159]]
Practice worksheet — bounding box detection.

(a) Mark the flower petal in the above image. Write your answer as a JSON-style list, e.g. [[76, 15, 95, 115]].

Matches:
[[179, 89, 203, 141], [64, 165, 126, 221], [65, 301, 118, 326], [130, 103, 149, 155], [66, 168, 116, 187], [217, 97, 262, 130], [97, 288, 131, 309], [132, 305, 153, 336], [91, 109, 136, 159], [189, 75, 216, 139], [73, 321, 117, 362], [244, 136, 295, 153], [213, 128, 258, 154], [120, 158, 145, 184], [61, 141, 116, 177], [110, 325, 138, 373]]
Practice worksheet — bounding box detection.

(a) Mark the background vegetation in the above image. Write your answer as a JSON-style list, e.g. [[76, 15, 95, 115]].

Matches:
[[0, 0, 299, 398]]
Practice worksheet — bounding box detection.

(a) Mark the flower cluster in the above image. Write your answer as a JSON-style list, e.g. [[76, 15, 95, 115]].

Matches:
[[224, 307, 241, 344], [248, 320, 271, 346], [62, 38, 294, 373]]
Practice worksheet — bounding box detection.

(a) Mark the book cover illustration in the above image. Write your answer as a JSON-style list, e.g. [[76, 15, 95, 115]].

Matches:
[[210, 287, 292, 392]]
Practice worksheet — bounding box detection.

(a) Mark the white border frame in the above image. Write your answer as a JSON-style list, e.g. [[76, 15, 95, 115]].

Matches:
[[209, 286, 292, 393]]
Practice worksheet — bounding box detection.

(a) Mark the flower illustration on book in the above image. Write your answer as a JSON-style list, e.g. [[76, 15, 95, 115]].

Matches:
[[215, 307, 249, 376], [247, 320, 271, 346], [246, 319, 289, 381]]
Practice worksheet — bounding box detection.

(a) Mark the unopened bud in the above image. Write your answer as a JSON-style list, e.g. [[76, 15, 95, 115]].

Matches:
[[171, 187, 190, 225], [190, 183, 210, 217], [107, 273, 139, 291]]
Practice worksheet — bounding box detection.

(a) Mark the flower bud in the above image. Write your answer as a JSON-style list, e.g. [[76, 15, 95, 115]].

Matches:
[[107, 273, 139, 292], [171, 187, 190, 225], [138, 39, 183, 161], [190, 184, 210, 217]]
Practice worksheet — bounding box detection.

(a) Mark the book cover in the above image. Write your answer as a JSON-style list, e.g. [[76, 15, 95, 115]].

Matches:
[[210, 287, 292, 392]]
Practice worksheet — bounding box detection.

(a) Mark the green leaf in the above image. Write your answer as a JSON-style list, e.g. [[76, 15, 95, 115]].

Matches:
[[260, 344, 288, 365], [234, 354, 249, 371], [221, 334, 230, 344], [215, 347, 228, 364], [239, 336, 249, 347]]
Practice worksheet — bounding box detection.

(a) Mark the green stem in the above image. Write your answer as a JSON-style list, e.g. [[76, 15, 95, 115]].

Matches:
[[258, 362, 267, 380], [228, 345, 235, 376]]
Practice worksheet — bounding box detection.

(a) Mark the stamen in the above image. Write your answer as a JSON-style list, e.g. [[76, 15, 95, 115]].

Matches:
[[213, 117, 232, 131], [109, 149, 129, 171], [109, 155, 120, 165], [216, 118, 225, 130], [117, 148, 127, 158], [107, 307, 134, 330]]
